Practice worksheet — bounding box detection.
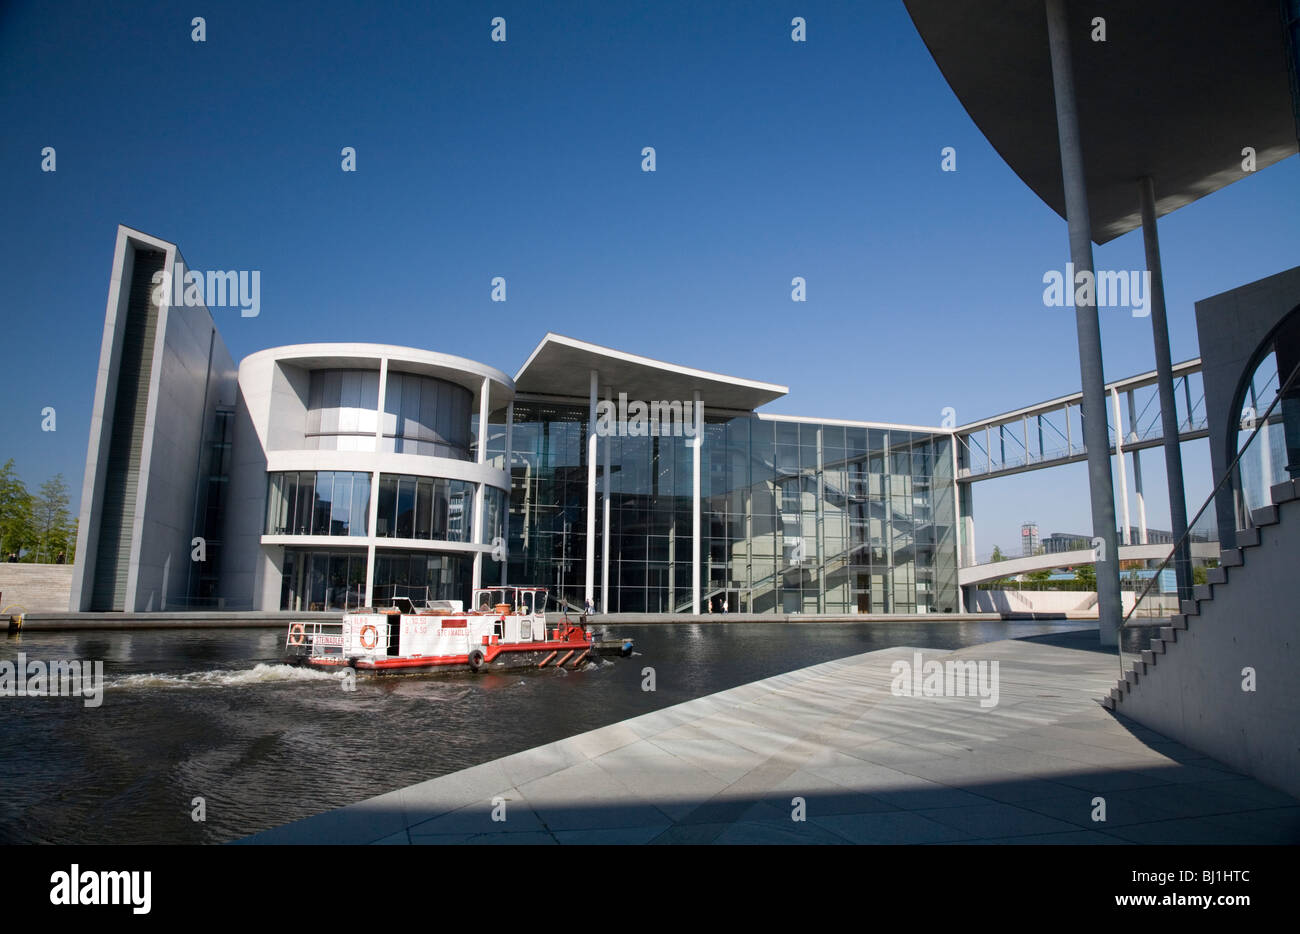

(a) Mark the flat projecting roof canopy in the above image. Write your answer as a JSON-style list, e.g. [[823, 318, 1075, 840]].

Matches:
[[514, 333, 789, 412], [904, 0, 1298, 244]]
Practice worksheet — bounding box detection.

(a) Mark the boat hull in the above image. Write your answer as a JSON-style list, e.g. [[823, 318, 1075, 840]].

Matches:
[[290, 637, 618, 675]]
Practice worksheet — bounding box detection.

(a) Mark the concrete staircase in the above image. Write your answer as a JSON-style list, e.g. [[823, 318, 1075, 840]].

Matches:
[[1104, 478, 1299, 712]]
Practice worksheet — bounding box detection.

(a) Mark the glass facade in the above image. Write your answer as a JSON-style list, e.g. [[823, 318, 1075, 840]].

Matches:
[[505, 399, 959, 614], [383, 371, 473, 459], [371, 550, 471, 606], [265, 471, 371, 536], [373, 473, 491, 542], [280, 547, 368, 610]]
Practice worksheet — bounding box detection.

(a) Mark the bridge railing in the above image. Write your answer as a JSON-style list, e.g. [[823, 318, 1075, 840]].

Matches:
[[958, 364, 1206, 479]]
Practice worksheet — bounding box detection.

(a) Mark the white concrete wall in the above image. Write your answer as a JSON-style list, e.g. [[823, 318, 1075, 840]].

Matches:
[[219, 366, 273, 609], [1, 564, 75, 612], [267, 362, 309, 451], [969, 589, 1138, 616], [1118, 495, 1300, 800]]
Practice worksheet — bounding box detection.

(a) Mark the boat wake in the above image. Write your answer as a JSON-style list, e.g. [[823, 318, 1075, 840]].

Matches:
[[107, 663, 345, 690]]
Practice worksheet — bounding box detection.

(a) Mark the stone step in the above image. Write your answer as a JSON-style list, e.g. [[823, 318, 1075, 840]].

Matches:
[[1220, 549, 1243, 567], [1206, 567, 1228, 585], [1170, 614, 1189, 630], [1194, 583, 1213, 602], [1102, 695, 1116, 710], [1250, 506, 1279, 528], [1149, 638, 1165, 654], [1180, 600, 1200, 616], [1141, 649, 1156, 666], [1236, 527, 1260, 548], [1160, 626, 1178, 644], [1269, 479, 1299, 505]]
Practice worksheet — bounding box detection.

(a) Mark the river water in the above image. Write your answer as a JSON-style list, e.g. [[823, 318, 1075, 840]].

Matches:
[[0, 620, 1095, 843]]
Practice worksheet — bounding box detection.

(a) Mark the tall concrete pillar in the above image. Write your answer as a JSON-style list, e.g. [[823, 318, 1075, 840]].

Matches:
[[503, 401, 513, 587], [1046, 0, 1122, 645], [472, 377, 490, 595], [1138, 176, 1191, 597], [601, 389, 611, 613], [585, 370, 598, 610], [692, 389, 702, 615], [1127, 391, 1148, 544], [367, 358, 389, 607], [1112, 387, 1130, 545]]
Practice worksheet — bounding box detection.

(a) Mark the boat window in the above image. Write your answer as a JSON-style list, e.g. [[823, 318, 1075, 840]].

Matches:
[[474, 588, 506, 612]]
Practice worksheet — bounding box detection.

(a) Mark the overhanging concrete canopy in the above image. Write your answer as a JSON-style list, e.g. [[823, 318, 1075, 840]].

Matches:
[[904, 0, 1298, 244], [514, 333, 789, 411]]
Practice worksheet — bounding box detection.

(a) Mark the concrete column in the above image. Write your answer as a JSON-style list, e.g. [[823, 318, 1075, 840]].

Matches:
[[366, 358, 389, 606], [503, 401, 513, 587], [585, 370, 598, 609], [1113, 387, 1130, 545], [692, 389, 702, 615], [364, 542, 377, 607], [472, 377, 489, 594], [954, 440, 967, 613], [1046, 0, 1122, 645], [1139, 177, 1192, 598], [815, 425, 825, 612], [365, 470, 380, 605], [601, 389, 611, 613], [1127, 391, 1148, 544]]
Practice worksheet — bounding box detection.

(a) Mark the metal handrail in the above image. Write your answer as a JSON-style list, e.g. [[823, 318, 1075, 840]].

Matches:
[[1118, 358, 1299, 658]]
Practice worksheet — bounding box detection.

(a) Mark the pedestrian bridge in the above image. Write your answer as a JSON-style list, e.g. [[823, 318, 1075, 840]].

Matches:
[[958, 542, 1221, 587]]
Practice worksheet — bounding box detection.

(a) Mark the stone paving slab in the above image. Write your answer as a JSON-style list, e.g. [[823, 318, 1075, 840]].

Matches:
[[240, 630, 1300, 844]]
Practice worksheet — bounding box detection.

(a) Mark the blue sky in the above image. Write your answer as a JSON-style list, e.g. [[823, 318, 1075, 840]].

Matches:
[[2, 0, 1296, 557]]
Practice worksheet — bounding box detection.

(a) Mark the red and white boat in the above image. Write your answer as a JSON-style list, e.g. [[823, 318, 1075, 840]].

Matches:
[[284, 586, 632, 674]]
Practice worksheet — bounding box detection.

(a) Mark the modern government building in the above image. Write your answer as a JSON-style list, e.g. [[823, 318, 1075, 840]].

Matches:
[[70, 225, 961, 617]]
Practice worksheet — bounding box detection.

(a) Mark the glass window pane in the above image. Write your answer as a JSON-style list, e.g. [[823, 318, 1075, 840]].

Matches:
[[416, 478, 432, 539], [313, 472, 333, 534], [351, 473, 370, 536], [396, 477, 415, 538], [377, 474, 396, 536], [296, 472, 315, 535], [331, 472, 352, 535]]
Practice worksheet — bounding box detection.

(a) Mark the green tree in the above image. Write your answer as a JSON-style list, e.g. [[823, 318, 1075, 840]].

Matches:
[[1074, 562, 1097, 587], [0, 459, 34, 560], [32, 474, 73, 563], [991, 545, 1005, 562]]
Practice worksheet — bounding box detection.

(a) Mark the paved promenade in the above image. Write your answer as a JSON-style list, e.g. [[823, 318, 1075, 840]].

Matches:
[[243, 629, 1300, 844]]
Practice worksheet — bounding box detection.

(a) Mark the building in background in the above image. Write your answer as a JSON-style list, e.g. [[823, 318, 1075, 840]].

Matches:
[[72, 226, 961, 616], [1020, 521, 1040, 556]]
